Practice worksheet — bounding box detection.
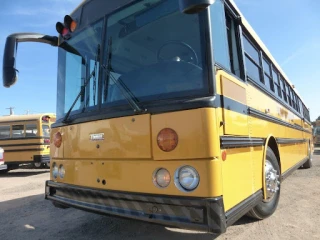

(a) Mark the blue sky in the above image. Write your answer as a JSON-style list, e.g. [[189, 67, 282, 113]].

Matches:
[[0, 0, 319, 120]]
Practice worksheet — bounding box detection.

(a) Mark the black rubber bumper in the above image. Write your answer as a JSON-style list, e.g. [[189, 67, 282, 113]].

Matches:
[[34, 155, 50, 163], [45, 181, 226, 234]]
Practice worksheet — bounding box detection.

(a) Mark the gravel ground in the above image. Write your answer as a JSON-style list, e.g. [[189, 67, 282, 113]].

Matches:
[[0, 149, 319, 240]]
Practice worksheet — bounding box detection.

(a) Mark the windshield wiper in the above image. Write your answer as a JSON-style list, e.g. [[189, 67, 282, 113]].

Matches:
[[62, 44, 100, 123], [102, 37, 146, 113]]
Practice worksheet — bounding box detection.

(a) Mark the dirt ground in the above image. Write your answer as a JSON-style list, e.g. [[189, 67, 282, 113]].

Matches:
[[0, 149, 319, 240]]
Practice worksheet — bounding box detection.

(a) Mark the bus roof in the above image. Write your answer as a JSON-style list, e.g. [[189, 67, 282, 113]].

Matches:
[[0, 113, 56, 123], [229, 0, 308, 108]]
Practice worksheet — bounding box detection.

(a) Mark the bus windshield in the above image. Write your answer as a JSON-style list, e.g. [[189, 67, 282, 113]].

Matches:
[[56, 0, 208, 120]]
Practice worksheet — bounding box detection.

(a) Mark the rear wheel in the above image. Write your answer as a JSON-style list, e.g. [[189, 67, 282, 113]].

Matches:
[[247, 147, 280, 219], [301, 142, 312, 169], [33, 162, 42, 168]]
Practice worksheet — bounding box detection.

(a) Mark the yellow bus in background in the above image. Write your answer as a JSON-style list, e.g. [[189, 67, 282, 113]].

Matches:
[[314, 120, 320, 146], [2, 0, 313, 234], [0, 113, 56, 171]]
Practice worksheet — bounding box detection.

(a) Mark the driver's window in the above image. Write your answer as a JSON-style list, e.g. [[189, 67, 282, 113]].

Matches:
[[210, 0, 230, 70]]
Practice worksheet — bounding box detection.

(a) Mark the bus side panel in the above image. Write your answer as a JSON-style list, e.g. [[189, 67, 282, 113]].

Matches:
[[4, 151, 34, 163], [221, 147, 255, 211], [218, 71, 249, 136], [247, 84, 307, 173]]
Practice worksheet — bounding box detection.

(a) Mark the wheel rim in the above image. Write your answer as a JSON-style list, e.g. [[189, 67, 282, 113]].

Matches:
[[34, 163, 42, 168], [264, 160, 280, 202]]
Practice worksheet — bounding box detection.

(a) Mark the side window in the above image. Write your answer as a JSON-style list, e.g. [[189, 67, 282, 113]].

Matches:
[[210, 0, 230, 70], [281, 78, 287, 102], [0, 125, 10, 139], [272, 69, 282, 98], [243, 36, 262, 83], [286, 83, 291, 106], [225, 13, 242, 79], [12, 125, 24, 138], [263, 58, 274, 92], [26, 124, 38, 137]]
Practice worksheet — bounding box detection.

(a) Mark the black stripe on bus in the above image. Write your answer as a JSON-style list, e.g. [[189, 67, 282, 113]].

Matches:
[[1, 143, 49, 147], [276, 138, 307, 145], [5, 148, 45, 152], [0, 137, 50, 141], [248, 107, 311, 134], [220, 136, 265, 149], [221, 96, 248, 115]]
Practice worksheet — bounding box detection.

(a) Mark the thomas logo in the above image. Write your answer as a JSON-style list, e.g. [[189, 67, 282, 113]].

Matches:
[[89, 133, 104, 141]]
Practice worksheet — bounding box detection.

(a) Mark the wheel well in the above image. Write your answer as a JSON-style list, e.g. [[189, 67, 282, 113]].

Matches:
[[267, 137, 281, 173]]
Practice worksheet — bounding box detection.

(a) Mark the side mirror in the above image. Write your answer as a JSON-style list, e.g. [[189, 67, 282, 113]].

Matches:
[[179, 0, 215, 14], [3, 36, 18, 87], [2, 33, 58, 88]]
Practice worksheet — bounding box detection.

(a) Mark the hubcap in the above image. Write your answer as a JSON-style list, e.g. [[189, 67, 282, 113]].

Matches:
[[264, 160, 280, 202], [34, 163, 42, 168]]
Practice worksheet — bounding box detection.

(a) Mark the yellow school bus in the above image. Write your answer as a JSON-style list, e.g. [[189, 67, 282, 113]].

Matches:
[[0, 113, 56, 171], [2, 0, 313, 234]]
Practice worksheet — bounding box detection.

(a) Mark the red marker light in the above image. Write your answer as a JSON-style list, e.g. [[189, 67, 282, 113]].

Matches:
[[56, 21, 69, 37], [64, 15, 77, 32]]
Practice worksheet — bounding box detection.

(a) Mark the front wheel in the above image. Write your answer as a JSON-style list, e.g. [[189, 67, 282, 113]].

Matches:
[[247, 147, 281, 219]]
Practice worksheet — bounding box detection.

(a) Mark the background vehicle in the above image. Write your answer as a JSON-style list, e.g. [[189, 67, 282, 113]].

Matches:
[[2, 0, 313, 234], [0, 147, 7, 172], [314, 120, 320, 146], [0, 113, 55, 171]]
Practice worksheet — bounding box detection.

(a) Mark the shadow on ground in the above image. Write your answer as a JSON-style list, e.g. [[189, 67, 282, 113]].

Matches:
[[0, 170, 49, 178], [0, 194, 229, 240]]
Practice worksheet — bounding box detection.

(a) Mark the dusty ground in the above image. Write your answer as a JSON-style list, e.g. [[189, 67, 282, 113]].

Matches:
[[0, 149, 319, 240]]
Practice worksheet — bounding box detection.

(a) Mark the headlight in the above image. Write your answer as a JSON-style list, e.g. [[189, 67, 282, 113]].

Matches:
[[52, 163, 59, 179], [175, 166, 199, 192], [153, 168, 171, 188], [59, 165, 65, 179]]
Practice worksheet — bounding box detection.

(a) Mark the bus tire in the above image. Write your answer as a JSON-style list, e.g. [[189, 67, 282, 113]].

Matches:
[[34, 162, 42, 168], [247, 147, 280, 220], [300, 142, 312, 169]]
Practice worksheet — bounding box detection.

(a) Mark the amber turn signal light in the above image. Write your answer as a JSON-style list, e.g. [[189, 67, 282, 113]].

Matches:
[[53, 132, 62, 148], [157, 128, 178, 152]]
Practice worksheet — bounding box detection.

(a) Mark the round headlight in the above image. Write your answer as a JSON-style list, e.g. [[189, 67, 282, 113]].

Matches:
[[52, 163, 59, 179], [153, 168, 171, 188], [175, 166, 199, 192], [59, 165, 65, 179]]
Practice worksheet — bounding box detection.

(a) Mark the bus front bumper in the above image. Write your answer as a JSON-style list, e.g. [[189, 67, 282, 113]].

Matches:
[[45, 181, 226, 234]]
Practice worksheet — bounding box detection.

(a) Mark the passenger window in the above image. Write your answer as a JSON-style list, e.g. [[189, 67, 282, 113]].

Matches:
[[12, 125, 24, 138], [243, 36, 262, 83], [26, 124, 38, 137], [0, 125, 10, 139]]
